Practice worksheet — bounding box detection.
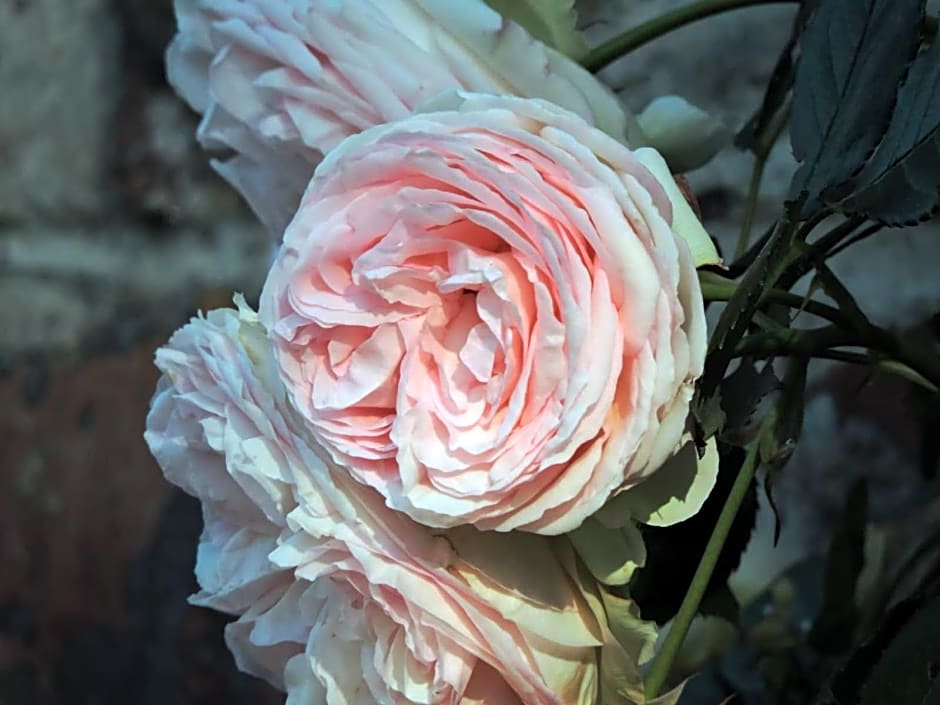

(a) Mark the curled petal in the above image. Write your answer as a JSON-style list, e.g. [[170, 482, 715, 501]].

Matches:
[[166, 0, 630, 237]]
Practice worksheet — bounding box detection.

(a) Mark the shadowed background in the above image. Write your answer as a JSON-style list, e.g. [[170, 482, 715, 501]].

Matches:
[[1, 1, 938, 703]]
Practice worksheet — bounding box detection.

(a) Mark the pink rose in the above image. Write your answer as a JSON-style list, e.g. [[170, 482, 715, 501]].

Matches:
[[260, 92, 708, 535], [145, 301, 604, 704], [166, 0, 630, 236]]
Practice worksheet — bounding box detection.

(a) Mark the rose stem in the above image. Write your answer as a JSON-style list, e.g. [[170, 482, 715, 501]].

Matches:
[[701, 276, 940, 391], [735, 98, 792, 259], [643, 434, 762, 699], [699, 271, 850, 328], [581, 0, 797, 73]]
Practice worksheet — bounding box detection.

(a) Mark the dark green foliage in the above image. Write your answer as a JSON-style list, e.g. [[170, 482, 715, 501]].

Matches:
[[788, 0, 924, 216], [843, 30, 940, 225], [626, 1, 940, 702], [694, 386, 727, 445], [759, 357, 808, 545], [759, 357, 807, 467], [912, 312, 940, 479], [809, 479, 869, 653], [719, 360, 781, 448], [821, 595, 940, 705]]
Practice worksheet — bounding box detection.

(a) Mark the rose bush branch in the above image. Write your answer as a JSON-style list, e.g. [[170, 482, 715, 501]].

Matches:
[[734, 326, 940, 392], [725, 223, 776, 277], [701, 201, 847, 397], [701, 210, 805, 396], [826, 223, 884, 260], [644, 433, 764, 698], [814, 352, 937, 392], [735, 97, 792, 258], [735, 325, 856, 357], [725, 209, 835, 280], [582, 0, 797, 72], [699, 270, 850, 328], [702, 272, 940, 390], [781, 237, 940, 390], [774, 215, 867, 291]]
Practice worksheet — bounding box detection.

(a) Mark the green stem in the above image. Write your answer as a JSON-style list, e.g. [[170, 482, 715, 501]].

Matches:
[[644, 437, 763, 698], [701, 202, 842, 397], [826, 222, 884, 259], [808, 217, 869, 258], [781, 243, 940, 390], [735, 99, 792, 259], [862, 327, 940, 392], [581, 0, 796, 72], [794, 208, 833, 242], [776, 216, 866, 291], [701, 273, 937, 390], [706, 217, 796, 365], [753, 309, 786, 331], [735, 325, 856, 357], [734, 327, 940, 392], [736, 153, 768, 259], [787, 351, 934, 393], [699, 272, 850, 328], [726, 222, 775, 277]]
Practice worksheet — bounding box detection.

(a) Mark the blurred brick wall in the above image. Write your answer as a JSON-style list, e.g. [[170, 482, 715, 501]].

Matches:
[[0, 0, 276, 702]]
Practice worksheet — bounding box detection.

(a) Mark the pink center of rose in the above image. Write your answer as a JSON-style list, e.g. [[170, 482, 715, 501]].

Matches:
[[264, 125, 650, 529]]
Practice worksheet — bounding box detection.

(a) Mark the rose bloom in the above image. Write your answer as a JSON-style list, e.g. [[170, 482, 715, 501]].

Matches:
[[260, 92, 708, 535], [167, 0, 631, 235], [145, 302, 604, 705]]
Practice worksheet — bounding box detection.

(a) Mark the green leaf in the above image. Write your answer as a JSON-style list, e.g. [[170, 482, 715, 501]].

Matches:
[[694, 388, 727, 442], [809, 478, 868, 653], [788, 0, 924, 216], [483, 0, 587, 59], [843, 28, 940, 224], [759, 357, 808, 468], [718, 360, 781, 447]]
